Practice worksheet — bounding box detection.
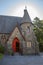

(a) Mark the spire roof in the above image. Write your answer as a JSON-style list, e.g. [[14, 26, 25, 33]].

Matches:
[[21, 7, 32, 23]]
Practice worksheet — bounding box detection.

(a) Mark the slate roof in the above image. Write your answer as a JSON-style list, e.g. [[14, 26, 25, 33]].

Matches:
[[0, 9, 32, 33], [0, 15, 22, 33], [21, 9, 32, 23]]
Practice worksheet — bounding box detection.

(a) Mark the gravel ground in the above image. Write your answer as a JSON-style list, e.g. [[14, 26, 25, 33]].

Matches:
[[0, 53, 43, 65]]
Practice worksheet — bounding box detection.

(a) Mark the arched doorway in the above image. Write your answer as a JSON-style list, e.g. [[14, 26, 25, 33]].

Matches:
[[12, 37, 20, 52]]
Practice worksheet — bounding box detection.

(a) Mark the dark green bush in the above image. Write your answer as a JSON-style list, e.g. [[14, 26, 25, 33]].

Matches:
[[8, 50, 14, 56], [39, 43, 43, 52], [0, 44, 5, 54]]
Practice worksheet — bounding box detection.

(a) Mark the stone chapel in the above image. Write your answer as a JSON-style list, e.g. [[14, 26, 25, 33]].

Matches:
[[0, 8, 39, 55]]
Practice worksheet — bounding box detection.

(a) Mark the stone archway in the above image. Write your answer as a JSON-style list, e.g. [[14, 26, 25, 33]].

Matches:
[[12, 37, 20, 53]]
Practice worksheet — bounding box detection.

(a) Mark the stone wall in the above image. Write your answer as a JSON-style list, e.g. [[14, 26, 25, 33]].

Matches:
[[0, 22, 39, 55], [7, 27, 27, 54], [0, 34, 10, 46], [21, 23, 39, 54]]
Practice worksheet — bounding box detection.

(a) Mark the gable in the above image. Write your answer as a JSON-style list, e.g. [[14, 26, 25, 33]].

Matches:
[[7, 26, 26, 46], [11, 27, 21, 38]]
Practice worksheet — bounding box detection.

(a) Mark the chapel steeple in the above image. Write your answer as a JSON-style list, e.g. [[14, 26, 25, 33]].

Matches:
[[21, 6, 32, 23]]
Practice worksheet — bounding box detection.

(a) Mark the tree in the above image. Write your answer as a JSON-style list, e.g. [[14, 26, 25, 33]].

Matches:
[[33, 17, 43, 52]]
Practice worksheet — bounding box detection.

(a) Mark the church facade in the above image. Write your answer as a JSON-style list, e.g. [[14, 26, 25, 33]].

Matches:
[[0, 8, 39, 55]]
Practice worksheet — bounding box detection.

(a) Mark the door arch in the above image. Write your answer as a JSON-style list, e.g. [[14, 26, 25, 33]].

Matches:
[[12, 37, 20, 52]]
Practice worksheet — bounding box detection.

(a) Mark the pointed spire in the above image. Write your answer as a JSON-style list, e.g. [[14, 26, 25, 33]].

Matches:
[[22, 6, 31, 23], [24, 6, 27, 12]]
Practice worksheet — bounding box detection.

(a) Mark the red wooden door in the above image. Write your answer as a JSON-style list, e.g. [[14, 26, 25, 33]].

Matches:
[[12, 37, 20, 52]]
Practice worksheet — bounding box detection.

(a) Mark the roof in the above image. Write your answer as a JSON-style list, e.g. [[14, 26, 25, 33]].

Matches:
[[21, 9, 32, 23], [0, 16, 22, 33], [0, 9, 32, 33]]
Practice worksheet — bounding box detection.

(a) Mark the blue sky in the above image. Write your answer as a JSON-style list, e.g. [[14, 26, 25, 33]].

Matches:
[[0, 0, 43, 20]]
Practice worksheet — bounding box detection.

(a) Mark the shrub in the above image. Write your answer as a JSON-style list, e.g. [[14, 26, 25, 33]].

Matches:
[[0, 53, 3, 59], [0, 44, 5, 54], [8, 50, 14, 56]]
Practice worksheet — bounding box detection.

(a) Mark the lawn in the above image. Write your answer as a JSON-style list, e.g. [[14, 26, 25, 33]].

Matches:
[[0, 53, 3, 59]]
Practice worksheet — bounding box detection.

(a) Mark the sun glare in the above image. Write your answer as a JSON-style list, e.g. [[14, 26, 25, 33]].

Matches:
[[7, 4, 39, 20]]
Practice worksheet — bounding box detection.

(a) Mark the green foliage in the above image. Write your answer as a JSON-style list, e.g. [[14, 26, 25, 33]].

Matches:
[[33, 17, 43, 52], [0, 44, 5, 54], [8, 50, 14, 56], [0, 53, 3, 59]]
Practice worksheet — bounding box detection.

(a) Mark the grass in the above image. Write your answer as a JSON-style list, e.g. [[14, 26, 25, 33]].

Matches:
[[0, 53, 3, 59]]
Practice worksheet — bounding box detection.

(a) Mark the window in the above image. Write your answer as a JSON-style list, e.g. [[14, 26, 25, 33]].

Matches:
[[1, 34, 6, 39], [22, 31, 24, 35], [27, 42, 31, 48], [27, 26, 30, 32]]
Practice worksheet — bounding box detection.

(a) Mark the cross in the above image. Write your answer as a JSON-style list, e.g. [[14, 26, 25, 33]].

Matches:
[[25, 6, 27, 10]]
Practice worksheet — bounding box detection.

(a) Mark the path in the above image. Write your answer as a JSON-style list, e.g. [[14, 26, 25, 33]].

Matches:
[[0, 55, 43, 65]]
